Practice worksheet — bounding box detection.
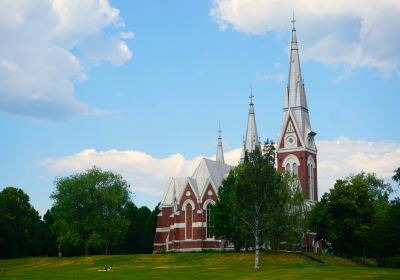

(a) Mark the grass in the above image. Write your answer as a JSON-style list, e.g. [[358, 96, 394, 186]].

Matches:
[[0, 252, 399, 279]]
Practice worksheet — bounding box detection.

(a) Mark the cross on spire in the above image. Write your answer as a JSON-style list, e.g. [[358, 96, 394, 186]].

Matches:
[[291, 9, 296, 30], [249, 85, 254, 105]]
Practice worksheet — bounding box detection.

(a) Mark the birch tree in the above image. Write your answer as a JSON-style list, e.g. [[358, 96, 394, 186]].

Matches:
[[213, 141, 289, 270]]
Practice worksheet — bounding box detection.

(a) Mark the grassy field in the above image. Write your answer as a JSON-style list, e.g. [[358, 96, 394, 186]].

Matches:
[[0, 252, 399, 280]]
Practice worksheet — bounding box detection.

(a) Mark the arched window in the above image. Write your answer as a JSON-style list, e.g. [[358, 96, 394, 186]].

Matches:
[[283, 155, 300, 175], [308, 164, 314, 201], [293, 163, 298, 175], [185, 203, 193, 239], [286, 163, 291, 172], [206, 204, 213, 238]]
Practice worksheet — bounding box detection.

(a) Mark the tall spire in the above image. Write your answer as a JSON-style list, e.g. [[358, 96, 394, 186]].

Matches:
[[286, 11, 307, 110], [241, 90, 259, 162], [216, 122, 225, 164], [283, 15, 313, 144]]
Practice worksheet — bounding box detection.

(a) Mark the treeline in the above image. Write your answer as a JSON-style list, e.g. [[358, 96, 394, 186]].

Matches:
[[0, 167, 158, 259], [309, 169, 400, 266]]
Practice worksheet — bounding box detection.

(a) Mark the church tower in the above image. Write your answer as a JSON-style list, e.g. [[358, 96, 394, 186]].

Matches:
[[240, 92, 259, 162], [276, 17, 318, 206]]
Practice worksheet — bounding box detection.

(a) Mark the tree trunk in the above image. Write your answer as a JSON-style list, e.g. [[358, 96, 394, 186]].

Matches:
[[254, 234, 260, 270]]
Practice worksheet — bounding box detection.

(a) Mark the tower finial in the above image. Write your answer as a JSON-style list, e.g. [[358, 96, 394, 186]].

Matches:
[[291, 9, 296, 30], [249, 85, 254, 105], [218, 121, 222, 138]]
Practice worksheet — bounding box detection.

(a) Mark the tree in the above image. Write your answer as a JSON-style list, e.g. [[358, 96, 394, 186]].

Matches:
[[394, 167, 400, 185], [210, 170, 250, 251], [0, 187, 43, 258], [309, 172, 392, 256], [212, 141, 305, 270], [51, 167, 131, 255], [124, 203, 159, 253]]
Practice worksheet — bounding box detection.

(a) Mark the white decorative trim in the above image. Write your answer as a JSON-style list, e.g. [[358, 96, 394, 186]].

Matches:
[[278, 147, 317, 154], [202, 199, 215, 210], [282, 154, 300, 168], [307, 155, 316, 166], [153, 242, 172, 246], [176, 179, 200, 206], [156, 227, 170, 233], [181, 199, 195, 211], [192, 222, 206, 227], [199, 179, 218, 202], [173, 223, 185, 229]]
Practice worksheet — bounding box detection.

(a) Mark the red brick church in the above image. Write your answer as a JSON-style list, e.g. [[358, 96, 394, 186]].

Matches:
[[153, 18, 319, 252]]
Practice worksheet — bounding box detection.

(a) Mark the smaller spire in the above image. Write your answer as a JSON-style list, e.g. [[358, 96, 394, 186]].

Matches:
[[242, 89, 259, 161], [216, 122, 225, 164]]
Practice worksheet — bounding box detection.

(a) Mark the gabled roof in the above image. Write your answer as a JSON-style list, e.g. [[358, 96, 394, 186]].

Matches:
[[192, 158, 232, 195], [160, 158, 233, 207]]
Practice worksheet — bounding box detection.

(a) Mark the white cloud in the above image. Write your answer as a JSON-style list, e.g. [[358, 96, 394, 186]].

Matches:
[[39, 137, 400, 200], [317, 137, 400, 196], [210, 0, 400, 76], [0, 0, 133, 120]]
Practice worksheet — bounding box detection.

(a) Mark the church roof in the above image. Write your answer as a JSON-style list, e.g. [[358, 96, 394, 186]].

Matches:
[[160, 158, 233, 207]]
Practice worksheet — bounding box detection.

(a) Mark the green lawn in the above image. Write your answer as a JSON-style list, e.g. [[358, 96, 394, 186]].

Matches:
[[0, 252, 399, 279]]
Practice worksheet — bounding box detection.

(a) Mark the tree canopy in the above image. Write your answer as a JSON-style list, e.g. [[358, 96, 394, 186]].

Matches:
[[51, 166, 132, 255], [309, 172, 397, 258], [0, 187, 44, 258], [211, 141, 306, 270]]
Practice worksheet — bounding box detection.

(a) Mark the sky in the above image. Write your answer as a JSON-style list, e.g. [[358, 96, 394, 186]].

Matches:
[[1, 0, 399, 215]]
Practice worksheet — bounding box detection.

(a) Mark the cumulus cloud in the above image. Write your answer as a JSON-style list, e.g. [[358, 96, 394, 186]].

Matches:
[[0, 0, 133, 120], [39, 137, 400, 200], [210, 0, 400, 76], [317, 137, 400, 196]]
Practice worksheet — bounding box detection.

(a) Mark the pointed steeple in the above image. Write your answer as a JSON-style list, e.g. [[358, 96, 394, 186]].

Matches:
[[282, 15, 314, 147], [286, 12, 308, 110], [216, 122, 225, 164], [241, 89, 259, 162]]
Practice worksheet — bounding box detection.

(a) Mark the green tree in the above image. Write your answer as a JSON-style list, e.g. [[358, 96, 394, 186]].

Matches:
[[124, 203, 159, 253], [0, 187, 43, 258], [210, 170, 251, 251], [51, 167, 131, 255], [212, 141, 305, 270], [394, 167, 400, 185], [309, 172, 391, 256]]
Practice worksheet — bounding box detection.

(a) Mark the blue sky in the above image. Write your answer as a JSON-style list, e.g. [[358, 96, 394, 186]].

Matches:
[[1, 0, 399, 215]]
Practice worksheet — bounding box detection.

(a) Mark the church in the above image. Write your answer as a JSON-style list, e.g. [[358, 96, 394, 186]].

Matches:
[[153, 18, 318, 252]]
